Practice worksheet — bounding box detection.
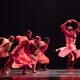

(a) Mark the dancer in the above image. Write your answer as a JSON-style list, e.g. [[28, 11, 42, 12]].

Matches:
[[0, 36, 15, 57], [1, 30, 32, 75], [25, 36, 41, 73], [0, 36, 15, 69], [56, 19, 80, 70], [11, 40, 32, 74], [36, 37, 50, 70]]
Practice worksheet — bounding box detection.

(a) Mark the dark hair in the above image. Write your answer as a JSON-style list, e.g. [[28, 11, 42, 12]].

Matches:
[[26, 30, 32, 34], [44, 37, 50, 44], [9, 36, 15, 42], [35, 36, 41, 40]]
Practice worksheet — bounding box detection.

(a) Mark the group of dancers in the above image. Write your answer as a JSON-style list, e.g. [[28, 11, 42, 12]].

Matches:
[[0, 30, 50, 75], [0, 19, 80, 75]]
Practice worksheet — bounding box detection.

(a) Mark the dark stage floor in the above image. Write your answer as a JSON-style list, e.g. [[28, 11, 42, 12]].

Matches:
[[0, 69, 80, 80]]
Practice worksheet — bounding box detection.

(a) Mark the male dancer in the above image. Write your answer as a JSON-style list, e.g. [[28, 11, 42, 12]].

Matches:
[[56, 19, 80, 70], [25, 36, 41, 73]]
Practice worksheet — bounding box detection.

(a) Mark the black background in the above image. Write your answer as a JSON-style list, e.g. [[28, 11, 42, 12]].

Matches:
[[1, 0, 80, 69]]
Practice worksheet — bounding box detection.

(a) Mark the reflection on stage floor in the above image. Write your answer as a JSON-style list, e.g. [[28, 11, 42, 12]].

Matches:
[[0, 69, 80, 80]]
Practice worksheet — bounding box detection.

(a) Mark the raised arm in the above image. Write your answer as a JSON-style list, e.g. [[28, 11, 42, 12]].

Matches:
[[74, 22, 80, 34], [69, 19, 80, 34], [61, 20, 76, 38], [61, 20, 71, 34]]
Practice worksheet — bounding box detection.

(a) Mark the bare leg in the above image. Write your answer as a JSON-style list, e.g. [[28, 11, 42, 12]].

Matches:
[[22, 65, 27, 75], [1, 56, 14, 75], [71, 51, 77, 70], [71, 57, 77, 69], [67, 53, 72, 70], [32, 64, 37, 73], [44, 64, 48, 71], [38, 63, 41, 69]]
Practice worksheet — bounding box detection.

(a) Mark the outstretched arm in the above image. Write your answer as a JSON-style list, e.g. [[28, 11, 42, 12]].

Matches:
[[0, 37, 4, 40], [40, 45, 48, 53]]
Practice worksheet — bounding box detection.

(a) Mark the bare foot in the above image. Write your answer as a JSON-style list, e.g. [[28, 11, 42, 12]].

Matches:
[[1, 69, 8, 75], [22, 72, 27, 75], [33, 70, 37, 73], [44, 69, 48, 71]]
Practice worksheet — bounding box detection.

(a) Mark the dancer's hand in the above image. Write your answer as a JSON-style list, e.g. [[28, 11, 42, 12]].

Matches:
[[78, 26, 80, 32], [55, 49, 59, 52], [67, 20, 72, 23]]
